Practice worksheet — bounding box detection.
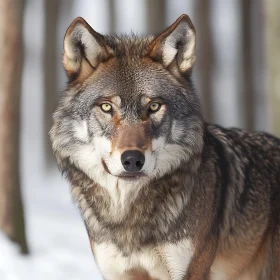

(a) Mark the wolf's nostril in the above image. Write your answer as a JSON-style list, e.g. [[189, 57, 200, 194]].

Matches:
[[121, 150, 145, 172]]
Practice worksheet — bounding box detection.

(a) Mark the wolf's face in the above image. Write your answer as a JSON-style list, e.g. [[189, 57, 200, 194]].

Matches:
[[50, 15, 203, 198]]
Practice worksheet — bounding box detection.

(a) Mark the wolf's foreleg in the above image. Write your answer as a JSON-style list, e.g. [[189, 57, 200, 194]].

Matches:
[[183, 235, 217, 280]]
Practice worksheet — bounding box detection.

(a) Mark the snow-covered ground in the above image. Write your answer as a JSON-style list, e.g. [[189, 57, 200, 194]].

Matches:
[[0, 188, 102, 280]]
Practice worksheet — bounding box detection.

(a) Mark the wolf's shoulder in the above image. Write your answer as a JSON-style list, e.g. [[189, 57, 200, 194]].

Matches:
[[205, 123, 280, 160]]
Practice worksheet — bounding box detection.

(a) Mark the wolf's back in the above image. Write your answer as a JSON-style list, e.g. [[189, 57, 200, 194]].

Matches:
[[206, 123, 280, 277]]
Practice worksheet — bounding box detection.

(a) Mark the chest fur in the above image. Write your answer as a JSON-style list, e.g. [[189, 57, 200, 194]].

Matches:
[[74, 181, 193, 253], [93, 239, 194, 280]]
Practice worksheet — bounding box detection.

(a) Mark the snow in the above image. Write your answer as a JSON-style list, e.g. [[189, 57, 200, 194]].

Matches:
[[0, 171, 102, 280], [0, 172, 103, 280], [0, 230, 100, 280]]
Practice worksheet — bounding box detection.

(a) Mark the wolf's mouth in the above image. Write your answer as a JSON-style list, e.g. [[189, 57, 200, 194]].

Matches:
[[101, 159, 112, 175], [117, 172, 146, 179], [101, 159, 146, 180]]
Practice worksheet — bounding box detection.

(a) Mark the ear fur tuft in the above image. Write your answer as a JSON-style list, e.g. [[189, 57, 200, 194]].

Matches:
[[148, 14, 196, 74], [63, 17, 110, 81]]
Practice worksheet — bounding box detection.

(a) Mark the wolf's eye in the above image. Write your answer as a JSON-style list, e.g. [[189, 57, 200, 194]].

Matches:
[[149, 102, 161, 113], [100, 103, 112, 113]]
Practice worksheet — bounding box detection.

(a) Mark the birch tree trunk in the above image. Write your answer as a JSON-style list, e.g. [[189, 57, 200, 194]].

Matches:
[[0, 0, 28, 253]]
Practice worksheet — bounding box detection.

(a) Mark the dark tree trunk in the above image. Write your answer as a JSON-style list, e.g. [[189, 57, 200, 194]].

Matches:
[[0, 0, 28, 254], [146, 0, 166, 33], [43, 0, 60, 167], [194, 0, 214, 122], [241, 0, 254, 131]]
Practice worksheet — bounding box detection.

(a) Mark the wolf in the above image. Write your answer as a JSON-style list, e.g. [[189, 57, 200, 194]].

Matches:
[[50, 14, 280, 279]]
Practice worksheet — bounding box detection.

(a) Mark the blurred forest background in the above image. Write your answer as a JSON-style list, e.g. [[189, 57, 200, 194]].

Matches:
[[0, 0, 279, 279]]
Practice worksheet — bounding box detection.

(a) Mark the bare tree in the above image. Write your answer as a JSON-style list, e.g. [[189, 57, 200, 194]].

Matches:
[[146, 0, 166, 33], [194, 0, 214, 122], [241, 0, 255, 131], [265, 0, 280, 136], [43, 0, 60, 167], [0, 0, 28, 253]]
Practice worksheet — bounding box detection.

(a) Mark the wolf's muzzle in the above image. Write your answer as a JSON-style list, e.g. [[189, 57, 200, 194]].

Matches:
[[121, 150, 145, 172]]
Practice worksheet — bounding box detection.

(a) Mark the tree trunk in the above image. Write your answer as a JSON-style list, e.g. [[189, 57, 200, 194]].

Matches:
[[194, 0, 214, 122], [145, 0, 166, 33], [43, 0, 60, 167], [265, 0, 280, 136], [241, 0, 254, 131], [0, 0, 28, 254]]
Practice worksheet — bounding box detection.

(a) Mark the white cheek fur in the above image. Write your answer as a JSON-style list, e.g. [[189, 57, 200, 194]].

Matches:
[[73, 120, 89, 141], [64, 120, 188, 216], [71, 120, 187, 183], [151, 137, 189, 179]]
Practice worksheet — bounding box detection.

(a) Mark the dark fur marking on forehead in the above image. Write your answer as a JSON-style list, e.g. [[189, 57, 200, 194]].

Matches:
[[104, 35, 154, 61]]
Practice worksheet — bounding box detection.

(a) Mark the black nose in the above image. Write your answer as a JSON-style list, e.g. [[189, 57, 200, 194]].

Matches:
[[121, 150, 145, 172]]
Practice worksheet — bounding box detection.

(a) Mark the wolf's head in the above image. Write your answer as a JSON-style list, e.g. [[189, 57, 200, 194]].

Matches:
[[50, 14, 204, 196]]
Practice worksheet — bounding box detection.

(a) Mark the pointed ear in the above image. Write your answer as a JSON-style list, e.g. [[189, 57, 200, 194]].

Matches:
[[63, 17, 111, 81], [148, 14, 196, 75]]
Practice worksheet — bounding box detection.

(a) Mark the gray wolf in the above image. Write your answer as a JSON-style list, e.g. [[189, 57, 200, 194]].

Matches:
[[50, 14, 280, 279]]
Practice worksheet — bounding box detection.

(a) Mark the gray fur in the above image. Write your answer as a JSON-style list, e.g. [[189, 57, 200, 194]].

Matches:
[[50, 15, 280, 280]]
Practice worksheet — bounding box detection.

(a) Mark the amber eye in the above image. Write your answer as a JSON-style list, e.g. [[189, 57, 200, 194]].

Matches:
[[100, 103, 112, 113], [149, 102, 161, 113]]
